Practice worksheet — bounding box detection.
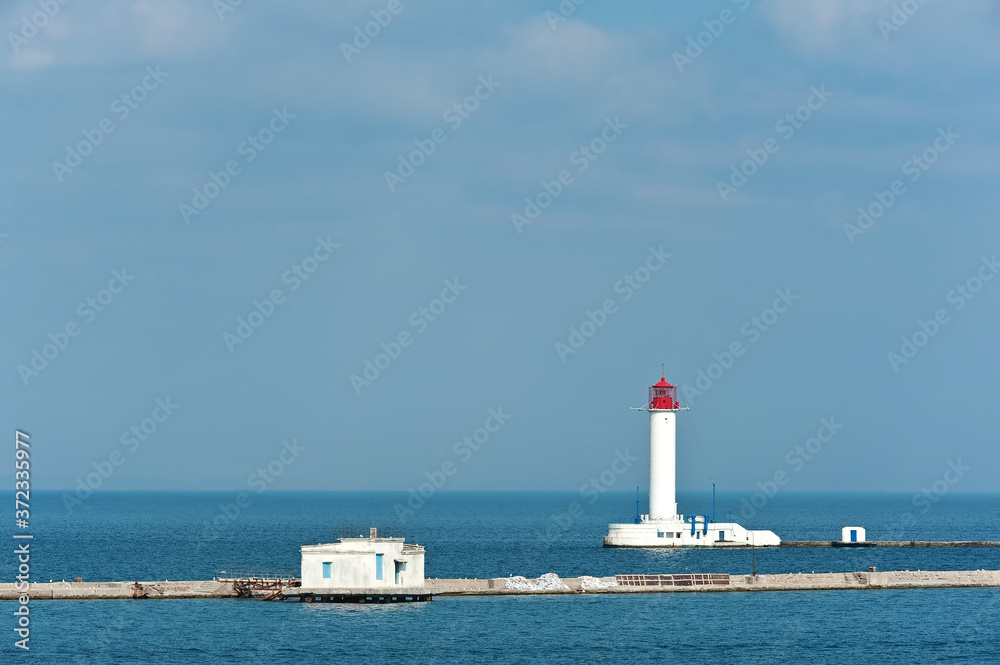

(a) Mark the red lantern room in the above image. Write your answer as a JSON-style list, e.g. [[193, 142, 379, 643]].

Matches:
[[649, 376, 678, 410]]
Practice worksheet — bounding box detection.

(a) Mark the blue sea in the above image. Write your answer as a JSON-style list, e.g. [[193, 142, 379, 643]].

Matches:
[[6, 491, 1000, 663]]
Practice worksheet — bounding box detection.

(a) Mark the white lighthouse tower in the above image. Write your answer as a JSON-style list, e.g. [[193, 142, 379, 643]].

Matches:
[[604, 374, 781, 548], [648, 376, 681, 521]]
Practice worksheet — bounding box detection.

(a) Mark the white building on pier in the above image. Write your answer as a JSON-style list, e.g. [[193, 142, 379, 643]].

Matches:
[[300, 527, 426, 589]]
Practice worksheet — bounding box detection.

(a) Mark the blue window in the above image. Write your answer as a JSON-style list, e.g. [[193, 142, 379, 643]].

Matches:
[[322, 562, 331, 579], [719, 531, 725, 542], [375, 554, 383, 580]]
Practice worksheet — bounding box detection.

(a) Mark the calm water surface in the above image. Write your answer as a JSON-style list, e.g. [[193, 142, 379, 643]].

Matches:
[[5, 491, 1000, 663]]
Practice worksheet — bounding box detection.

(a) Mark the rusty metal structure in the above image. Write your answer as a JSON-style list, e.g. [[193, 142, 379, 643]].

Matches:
[[215, 569, 301, 601]]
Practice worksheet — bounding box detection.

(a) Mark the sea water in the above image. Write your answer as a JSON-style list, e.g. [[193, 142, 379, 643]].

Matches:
[[6, 491, 1000, 663]]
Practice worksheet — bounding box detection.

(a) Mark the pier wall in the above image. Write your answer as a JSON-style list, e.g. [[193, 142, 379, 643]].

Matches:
[[780, 540, 1000, 548], [0, 580, 234, 600], [4, 570, 1000, 600], [428, 569, 1000, 595], [722, 569, 1000, 592]]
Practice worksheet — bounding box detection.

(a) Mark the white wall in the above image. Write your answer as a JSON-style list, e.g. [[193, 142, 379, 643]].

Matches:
[[605, 520, 781, 547], [301, 539, 425, 588], [841, 526, 866, 543], [649, 410, 677, 520]]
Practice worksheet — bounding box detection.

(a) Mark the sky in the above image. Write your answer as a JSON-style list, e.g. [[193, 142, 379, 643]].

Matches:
[[2, 0, 999, 501]]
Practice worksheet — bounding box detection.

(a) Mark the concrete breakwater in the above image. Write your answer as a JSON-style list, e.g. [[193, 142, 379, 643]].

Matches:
[[430, 569, 1000, 595], [3, 570, 1000, 601], [780, 541, 1000, 548], [0, 580, 235, 600]]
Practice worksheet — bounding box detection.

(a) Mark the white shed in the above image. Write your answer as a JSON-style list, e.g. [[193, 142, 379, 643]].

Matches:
[[300, 527, 425, 589], [841, 526, 866, 543]]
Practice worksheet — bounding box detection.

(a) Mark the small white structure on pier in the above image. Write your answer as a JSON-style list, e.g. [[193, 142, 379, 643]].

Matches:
[[300, 527, 425, 589], [604, 375, 781, 548], [841, 526, 866, 543]]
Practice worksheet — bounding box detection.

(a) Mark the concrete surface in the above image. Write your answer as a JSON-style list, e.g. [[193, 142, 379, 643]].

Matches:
[[0, 580, 234, 600], [5, 570, 1000, 600]]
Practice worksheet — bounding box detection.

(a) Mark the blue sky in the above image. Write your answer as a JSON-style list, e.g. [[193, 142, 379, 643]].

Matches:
[[2, 0, 998, 498]]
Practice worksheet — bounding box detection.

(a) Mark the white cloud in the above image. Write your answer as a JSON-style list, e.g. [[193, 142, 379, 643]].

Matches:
[[500, 16, 614, 79], [8, 48, 55, 70], [761, 0, 887, 49], [131, 0, 204, 54], [759, 0, 1000, 74], [3, 0, 227, 70]]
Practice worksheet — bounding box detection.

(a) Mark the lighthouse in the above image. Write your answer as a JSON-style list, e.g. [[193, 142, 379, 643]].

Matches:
[[603, 374, 781, 548], [648, 377, 681, 521]]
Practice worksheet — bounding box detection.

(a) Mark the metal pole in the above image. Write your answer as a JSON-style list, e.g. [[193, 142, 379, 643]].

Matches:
[[712, 482, 716, 522]]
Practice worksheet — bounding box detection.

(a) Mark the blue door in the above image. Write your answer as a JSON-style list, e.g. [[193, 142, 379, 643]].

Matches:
[[850, 530, 857, 543], [375, 553, 383, 580], [322, 562, 331, 579]]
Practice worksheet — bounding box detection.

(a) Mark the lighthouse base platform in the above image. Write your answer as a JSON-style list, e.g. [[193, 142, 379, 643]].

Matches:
[[604, 519, 781, 548]]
